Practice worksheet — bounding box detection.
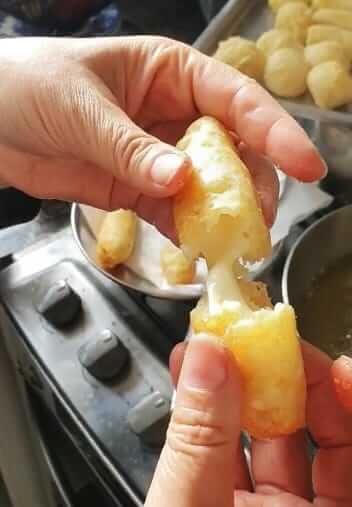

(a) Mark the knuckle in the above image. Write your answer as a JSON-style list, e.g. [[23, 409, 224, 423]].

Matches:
[[112, 125, 154, 178], [167, 404, 229, 458]]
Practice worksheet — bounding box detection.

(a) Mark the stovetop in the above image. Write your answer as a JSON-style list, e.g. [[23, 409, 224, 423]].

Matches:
[[0, 183, 351, 505], [0, 204, 197, 505]]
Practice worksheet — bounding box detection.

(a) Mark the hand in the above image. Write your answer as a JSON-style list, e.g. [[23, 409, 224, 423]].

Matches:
[[0, 36, 326, 239], [145, 338, 352, 507]]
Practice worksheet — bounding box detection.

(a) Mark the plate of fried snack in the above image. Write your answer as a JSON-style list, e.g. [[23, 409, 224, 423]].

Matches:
[[195, 0, 352, 123]]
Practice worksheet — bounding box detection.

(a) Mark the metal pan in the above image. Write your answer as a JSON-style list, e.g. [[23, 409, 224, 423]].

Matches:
[[194, 0, 352, 127], [71, 196, 285, 301], [71, 203, 204, 300]]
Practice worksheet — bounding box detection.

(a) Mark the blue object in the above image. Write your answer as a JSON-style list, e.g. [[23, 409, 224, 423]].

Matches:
[[0, 2, 120, 37]]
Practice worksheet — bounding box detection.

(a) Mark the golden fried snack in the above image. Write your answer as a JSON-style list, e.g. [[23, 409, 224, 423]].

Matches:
[[304, 40, 350, 68], [275, 2, 312, 44], [312, 0, 352, 9], [96, 209, 137, 269], [264, 47, 310, 97], [257, 29, 302, 57], [174, 118, 271, 266], [313, 8, 352, 30], [269, 0, 309, 13], [213, 36, 265, 81], [160, 244, 195, 285], [174, 117, 306, 439], [307, 25, 352, 57], [307, 60, 352, 109]]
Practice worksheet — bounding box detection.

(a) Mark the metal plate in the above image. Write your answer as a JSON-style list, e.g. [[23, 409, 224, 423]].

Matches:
[[71, 204, 203, 300], [194, 0, 352, 126], [71, 196, 285, 301]]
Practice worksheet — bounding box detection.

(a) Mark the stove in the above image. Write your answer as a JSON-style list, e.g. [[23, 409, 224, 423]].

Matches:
[[0, 200, 197, 506], [0, 186, 349, 507]]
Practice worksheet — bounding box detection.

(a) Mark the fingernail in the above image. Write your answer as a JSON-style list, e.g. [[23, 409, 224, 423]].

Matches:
[[320, 159, 328, 180], [340, 355, 352, 369], [151, 152, 188, 186], [181, 337, 228, 392]]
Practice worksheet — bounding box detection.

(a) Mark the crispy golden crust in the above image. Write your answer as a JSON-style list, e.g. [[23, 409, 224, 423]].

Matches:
[[175, 117, 306, 439], [96, 209, 137, 269], [174, 117, 271, 267], [160, 244, 195, 285], [191, 299, 306, 439]]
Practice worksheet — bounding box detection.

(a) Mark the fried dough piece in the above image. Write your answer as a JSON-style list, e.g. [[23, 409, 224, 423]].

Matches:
[[275, 2, 312, 44], [213, 36, 265, 81], [312, 0, 352, 9], [307, 60, 352, 109], [264, 47, 310, 97], [96, 209, 137, 269], [304, 40, 350, 68], [307, 25, 352, 57], [269, 0, 309, 13], [313, 8, 352, 31], [257, 29, 302, 57], [174, 117, 306, 439], [160, 244, 195, 285]]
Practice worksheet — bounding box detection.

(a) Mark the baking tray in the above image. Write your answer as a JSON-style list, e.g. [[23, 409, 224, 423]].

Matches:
[[194, 0, 352, 126]]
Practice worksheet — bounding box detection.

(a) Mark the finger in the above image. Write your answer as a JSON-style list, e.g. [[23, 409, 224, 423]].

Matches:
[[191, 52, 327, 182], [251, 430, 312, 500], [0, 144, 177, 240], [168, 340, 252, 491], [169, 341, 188, 387], [302, 342, 352, 506], [146, 336, 242, 507], [302, 341, 352, 448], [238, 143, 280, 228], [66, 79, 192, 198], [235, 490, 312, 507], [331, 355, 352, 412]]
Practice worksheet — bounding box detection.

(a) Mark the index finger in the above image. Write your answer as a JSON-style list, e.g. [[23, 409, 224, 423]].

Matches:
[[191, 54, 327, 182], [302, 342, 352, 506]]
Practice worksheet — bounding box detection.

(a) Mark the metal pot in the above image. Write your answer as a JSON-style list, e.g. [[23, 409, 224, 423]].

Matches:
[[282, 205, 352, 307]]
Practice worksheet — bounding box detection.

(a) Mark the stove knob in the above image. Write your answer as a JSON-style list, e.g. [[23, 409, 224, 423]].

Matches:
[[128, 391, 171, 448], [37, 280, 82, 327], [78, 329, 129, 381]]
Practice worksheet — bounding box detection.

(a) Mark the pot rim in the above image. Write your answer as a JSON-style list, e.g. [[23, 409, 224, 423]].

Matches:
[[282, 204, 352, 305]]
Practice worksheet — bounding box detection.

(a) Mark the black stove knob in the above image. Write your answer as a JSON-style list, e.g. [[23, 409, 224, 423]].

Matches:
[[78, 329, 129, 381], [128, 391, 171, 448], [37, 280, 81, 327]]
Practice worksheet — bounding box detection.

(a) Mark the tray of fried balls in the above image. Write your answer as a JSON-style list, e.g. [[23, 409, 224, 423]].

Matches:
[[194, 0, 352, 125]]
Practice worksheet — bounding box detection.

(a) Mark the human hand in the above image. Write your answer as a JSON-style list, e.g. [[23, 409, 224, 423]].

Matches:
[[0, 36, 326, 239], [145, 338, 352, 507]]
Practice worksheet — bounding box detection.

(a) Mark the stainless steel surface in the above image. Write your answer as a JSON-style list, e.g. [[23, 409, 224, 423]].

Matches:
[[282, 205, 352, 309], [194, 0, 352, 127]]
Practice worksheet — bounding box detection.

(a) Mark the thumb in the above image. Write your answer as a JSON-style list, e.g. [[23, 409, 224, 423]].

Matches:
[[331, 355, 352, 411], [73, 93, 191, 198], [145, 336, 242, 507]]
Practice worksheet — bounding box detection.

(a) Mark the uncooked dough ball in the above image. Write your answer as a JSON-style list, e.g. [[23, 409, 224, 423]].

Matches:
[[257, 29, 301, 57], [264, 47, 310, 97], [305, 41, 350, 69], [275, 2, 312, 44], [312, 0, 352, 9], [312, 9, 352, 31], [213, 36, 265, 81], [307, 60, 352, 109], [269, 0, 309, 13], [306, 25, 352, 58]]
